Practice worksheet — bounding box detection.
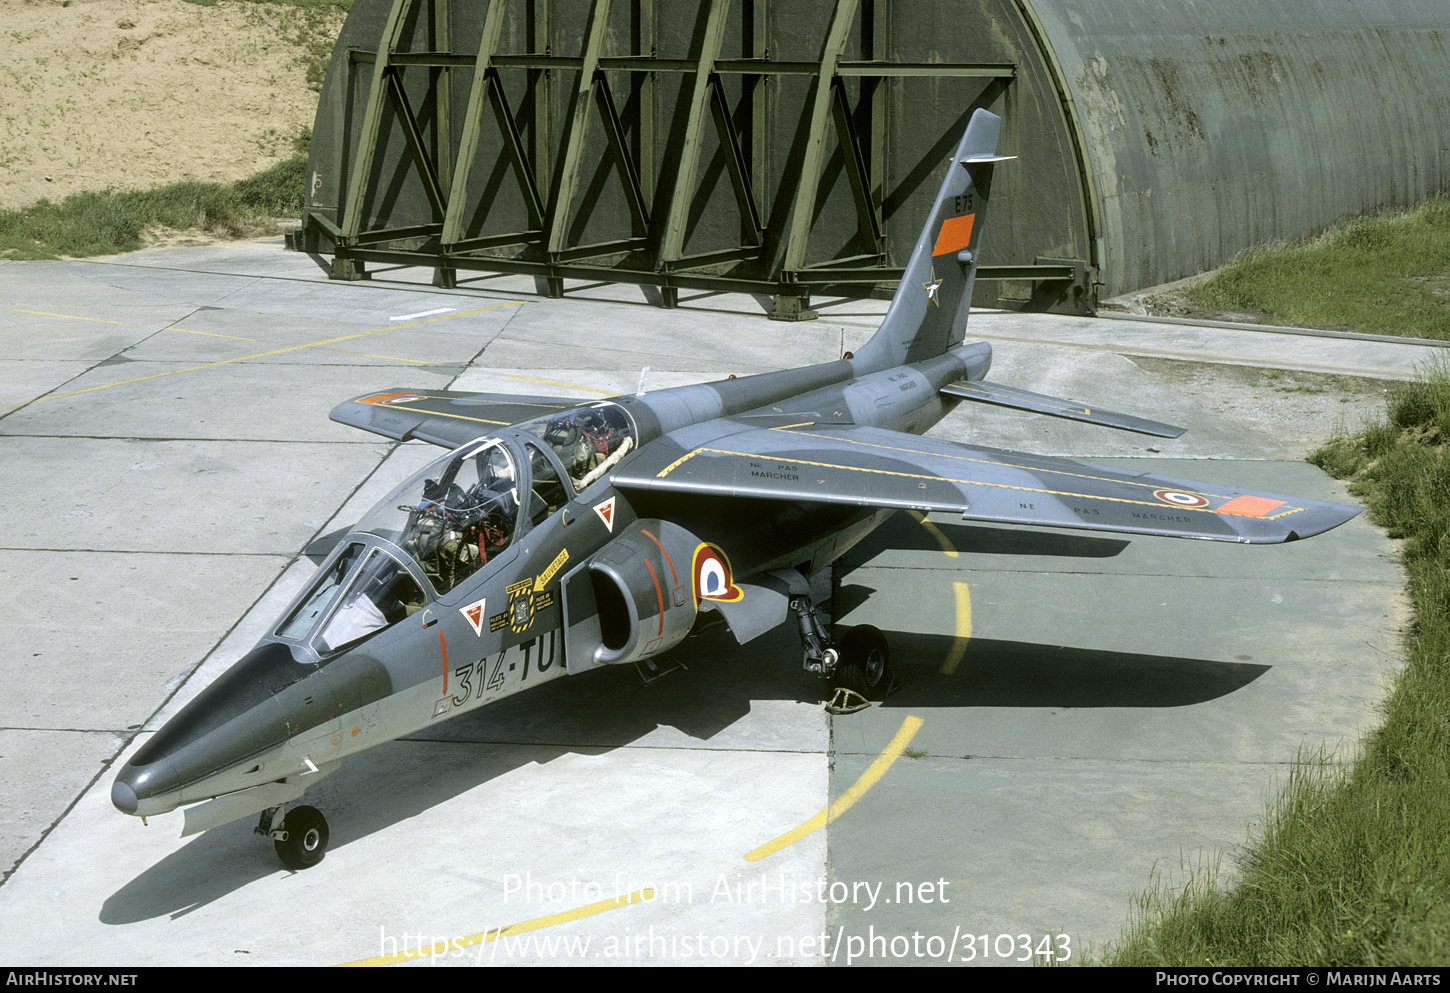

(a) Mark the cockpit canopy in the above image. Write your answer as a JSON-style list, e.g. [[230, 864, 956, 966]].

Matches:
[[356, 437, 521, 596], [518, 402, 636, 493], [276, 542, 425, 653], [271, 402, 638, 658]]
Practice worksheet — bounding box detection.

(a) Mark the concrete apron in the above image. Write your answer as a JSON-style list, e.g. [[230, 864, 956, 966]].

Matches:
[[0, 243, 1410, 965]]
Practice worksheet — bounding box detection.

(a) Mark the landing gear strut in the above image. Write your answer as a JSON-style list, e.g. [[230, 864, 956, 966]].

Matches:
[[789, 591, 897, 712], [258, 803, 330, 870]]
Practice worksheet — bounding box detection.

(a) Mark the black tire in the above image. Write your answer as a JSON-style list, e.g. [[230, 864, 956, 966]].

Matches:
[[836, 624, 895, 700], [275, 805, 329, 871]]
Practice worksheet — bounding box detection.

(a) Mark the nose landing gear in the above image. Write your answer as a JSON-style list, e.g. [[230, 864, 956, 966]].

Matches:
[[258, 803, 330, 870]]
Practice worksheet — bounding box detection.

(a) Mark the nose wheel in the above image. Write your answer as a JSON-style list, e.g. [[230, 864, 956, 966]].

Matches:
[[789, 587, 898, 712], [259, 804, 330, 870]]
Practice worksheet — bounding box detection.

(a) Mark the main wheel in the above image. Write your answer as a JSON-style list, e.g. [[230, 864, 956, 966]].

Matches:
[[275, 805, 329, 871], [835, 624, 895, 701]]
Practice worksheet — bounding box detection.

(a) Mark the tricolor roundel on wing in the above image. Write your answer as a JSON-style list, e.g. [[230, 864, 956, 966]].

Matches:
[[692, 544, 743, 603], [1153, 488, 1211, 509]]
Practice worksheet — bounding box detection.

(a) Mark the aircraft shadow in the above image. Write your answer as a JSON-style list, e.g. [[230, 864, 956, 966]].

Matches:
[[99, 621, 1263, 922], [878, 629, 1271, 709], [99, 625, 818, 924]]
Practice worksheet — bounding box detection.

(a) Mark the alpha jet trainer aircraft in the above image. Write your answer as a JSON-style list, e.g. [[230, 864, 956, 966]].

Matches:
[[112, 110, 1359, 869]]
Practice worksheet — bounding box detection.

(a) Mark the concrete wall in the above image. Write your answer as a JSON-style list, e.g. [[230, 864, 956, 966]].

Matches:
[[1031, 0, 1450, 294]]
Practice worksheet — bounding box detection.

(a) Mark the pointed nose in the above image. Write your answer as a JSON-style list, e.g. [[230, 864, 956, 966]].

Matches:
[[111, 641, 304, 817], [111, 777, 138, 815]]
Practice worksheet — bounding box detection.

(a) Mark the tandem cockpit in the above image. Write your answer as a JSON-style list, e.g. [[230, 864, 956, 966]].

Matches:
[[271, 402, 637, 660]]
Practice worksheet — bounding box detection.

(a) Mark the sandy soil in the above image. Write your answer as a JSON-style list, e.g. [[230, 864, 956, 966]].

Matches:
[[0, 0, 340, 211]]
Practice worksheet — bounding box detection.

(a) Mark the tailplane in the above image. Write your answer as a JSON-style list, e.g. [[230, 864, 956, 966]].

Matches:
[[854, 109, 1010, 370]]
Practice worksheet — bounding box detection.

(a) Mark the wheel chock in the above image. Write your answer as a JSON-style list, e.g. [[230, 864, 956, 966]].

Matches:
[[825, 686, 871, 715]]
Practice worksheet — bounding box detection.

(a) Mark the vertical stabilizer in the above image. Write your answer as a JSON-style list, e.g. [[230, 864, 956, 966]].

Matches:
[[854, 109, 1009, 370]]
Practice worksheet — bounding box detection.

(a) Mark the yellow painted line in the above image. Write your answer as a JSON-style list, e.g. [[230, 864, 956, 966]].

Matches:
[[940, 582, 973, 676], [505, 373, 614, 395], [11, 308, 133, 326], [0, 302, 521, 411], [322, 348, 428, 364], [744, 715, 924, 862], [903, 512, 971, 674], [359, 404, 512, 428], [777, 425, 1204, 498], [655, 448, 704, 478], [336, 888, 655, 967], [170, 327, 260, 342], [907, 509, 958, 559]]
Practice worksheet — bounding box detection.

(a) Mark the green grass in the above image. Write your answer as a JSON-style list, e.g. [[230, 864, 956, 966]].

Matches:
[[1188, 198, 1450, 340], [1103, 360, 1450, 966], [0, 153, 308, 260]]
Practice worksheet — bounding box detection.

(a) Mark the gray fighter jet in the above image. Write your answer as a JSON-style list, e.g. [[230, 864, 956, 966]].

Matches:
[[111, 110, 1360, 869]]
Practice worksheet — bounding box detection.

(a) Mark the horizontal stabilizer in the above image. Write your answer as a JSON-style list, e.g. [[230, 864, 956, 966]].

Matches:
[[941, 380, 1187, 438]]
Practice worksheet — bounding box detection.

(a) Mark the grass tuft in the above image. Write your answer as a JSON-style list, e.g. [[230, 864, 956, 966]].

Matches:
[[0, 154, 307, 260], [1189, 198, 1450, 340]]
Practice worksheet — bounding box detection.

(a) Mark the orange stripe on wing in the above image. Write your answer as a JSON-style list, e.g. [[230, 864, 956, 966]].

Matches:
[[933, 213, 975, 256]]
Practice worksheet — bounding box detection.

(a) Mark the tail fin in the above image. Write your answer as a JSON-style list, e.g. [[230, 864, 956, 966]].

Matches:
[[855, 109, 1010, 370]]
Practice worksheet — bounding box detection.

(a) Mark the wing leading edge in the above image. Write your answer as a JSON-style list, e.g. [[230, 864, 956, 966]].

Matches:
[[610, 423, 1361, 544]]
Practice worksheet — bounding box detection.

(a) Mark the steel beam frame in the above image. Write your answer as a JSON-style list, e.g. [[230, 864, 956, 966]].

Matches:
[[303, 0, 1044, 316]]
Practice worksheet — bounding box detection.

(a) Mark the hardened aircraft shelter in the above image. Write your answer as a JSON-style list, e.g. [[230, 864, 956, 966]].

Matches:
[[299, 0, 1450, 316]]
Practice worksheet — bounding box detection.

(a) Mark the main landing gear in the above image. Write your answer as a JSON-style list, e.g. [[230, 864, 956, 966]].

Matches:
[[790, 591, 898, 714], [258, 803, 330, 870]]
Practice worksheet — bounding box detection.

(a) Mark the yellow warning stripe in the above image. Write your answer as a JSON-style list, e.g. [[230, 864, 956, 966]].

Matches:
[[745, 716, 924, 862]]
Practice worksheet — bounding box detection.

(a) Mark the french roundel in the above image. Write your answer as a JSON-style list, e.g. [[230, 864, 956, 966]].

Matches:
[[692, 544, 743, 603], [1153, 488, 1211, 509]]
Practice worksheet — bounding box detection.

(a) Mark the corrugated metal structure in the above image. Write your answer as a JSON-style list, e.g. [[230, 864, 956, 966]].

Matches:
[[297, 0, 1450, 316]]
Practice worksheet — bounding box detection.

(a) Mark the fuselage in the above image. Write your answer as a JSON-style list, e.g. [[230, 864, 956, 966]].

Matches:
[[112, 340, 993, 826]]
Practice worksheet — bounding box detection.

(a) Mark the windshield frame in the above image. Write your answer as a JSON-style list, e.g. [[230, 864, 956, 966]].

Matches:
[[517, 401, 638, 495], [272, 538, 430, 658]]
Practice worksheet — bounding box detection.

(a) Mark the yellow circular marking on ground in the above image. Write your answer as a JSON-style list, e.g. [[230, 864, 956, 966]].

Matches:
[[905, 512, 972, 674], [744, 715, 924, 862], [337, 887, 656, 967], [939, 582, 973, 676], [907, 509, 959, 559]]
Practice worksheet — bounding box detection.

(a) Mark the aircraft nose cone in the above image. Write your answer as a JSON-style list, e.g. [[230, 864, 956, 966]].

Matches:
[[111, 777, 138, 815]]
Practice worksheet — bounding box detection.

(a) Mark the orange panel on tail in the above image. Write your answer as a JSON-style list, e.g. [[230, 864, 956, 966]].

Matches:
[[932, 213, 975, 256]]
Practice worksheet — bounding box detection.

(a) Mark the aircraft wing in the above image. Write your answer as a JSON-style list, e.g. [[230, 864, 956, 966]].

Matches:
[[330, 389, 579, 449], [612, 423, 1361, 543]]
